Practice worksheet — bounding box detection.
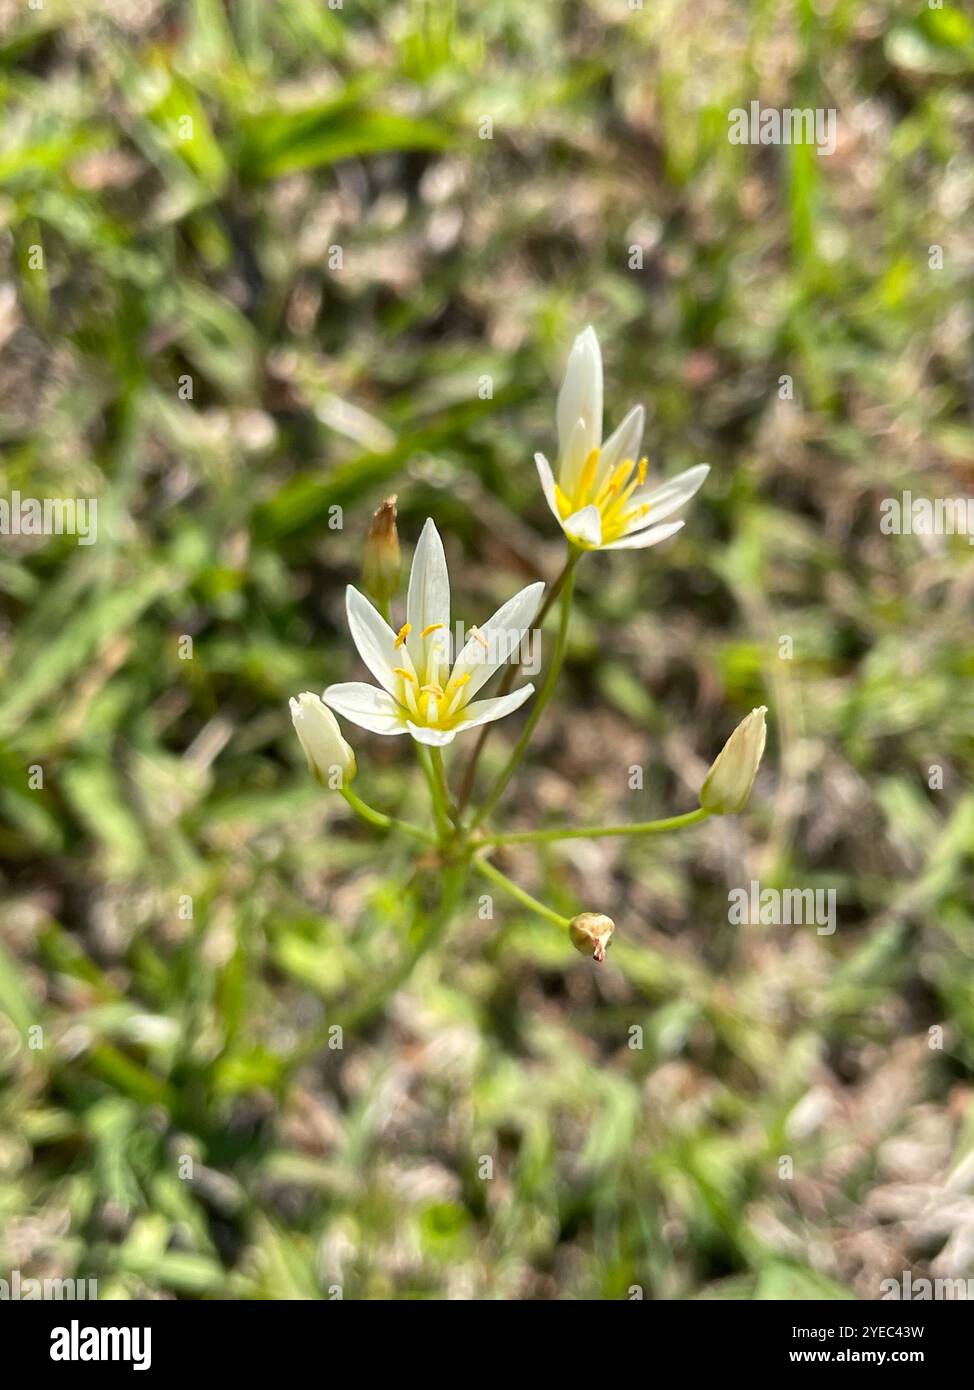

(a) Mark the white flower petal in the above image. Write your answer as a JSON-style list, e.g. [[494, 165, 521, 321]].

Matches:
[[601, 520, 685, 551], [563, 504, 602, 547], [534, 452, 562, 524], [557, 326, 602, 466], [323, 682, 406, 735], [345, 586, 404, 697], [406, 721, 457, 746], [625, 464, 710, 530], [558, 416, 592, 495], [450, 581, 545, 698], [451, 683, 534, 733], [596, 403, 644, 488], [405, 518, 451, 673]]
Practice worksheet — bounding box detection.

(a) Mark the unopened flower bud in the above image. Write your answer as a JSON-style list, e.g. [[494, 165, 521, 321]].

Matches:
[[289, 692, 356, 788], [362, 495, 401, 610], [700, 706, 767, 815], [569, 912, 615, 963]]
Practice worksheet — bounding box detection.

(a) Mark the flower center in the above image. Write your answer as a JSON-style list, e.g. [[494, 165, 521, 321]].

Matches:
[[394, 666, 471, 728], [390, 617, 469, 727], [554, 448, 652, 545]]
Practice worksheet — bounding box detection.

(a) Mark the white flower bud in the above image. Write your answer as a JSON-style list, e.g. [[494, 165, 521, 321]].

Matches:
[[700, 706, 767, 815], [289, 692, 356, 788]]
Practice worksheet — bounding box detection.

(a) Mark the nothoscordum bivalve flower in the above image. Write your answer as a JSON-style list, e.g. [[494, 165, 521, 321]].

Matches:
[[324, 518, 544, 747], [569, 912, 615, 963], [362, 495, 401, 610], [290, 692, 356, 787], [535, 326, 710, 551], [700, 706, 768, 815]]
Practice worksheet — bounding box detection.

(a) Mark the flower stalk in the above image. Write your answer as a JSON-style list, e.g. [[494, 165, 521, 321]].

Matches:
[[471, 853, 572, 931], [340, 785, 436, 845], [474, 806, 710, 847], [417, 744, 454, 839], [455, 545, 579, 813], [467, 547, 581, 833]]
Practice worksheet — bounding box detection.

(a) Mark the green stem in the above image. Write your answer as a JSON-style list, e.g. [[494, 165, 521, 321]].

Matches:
[[455, 547, 578, 814], [429, 745, 458, 828], [476, 806, 710, 846], [341, 786, 436, 844], [471, 853, 571, 930], [417, 745, 452, 838], [468, 549, 580, 832]]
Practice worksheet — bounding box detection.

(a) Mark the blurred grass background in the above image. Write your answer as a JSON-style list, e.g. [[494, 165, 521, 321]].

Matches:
[[1, 0, 973, 1300]]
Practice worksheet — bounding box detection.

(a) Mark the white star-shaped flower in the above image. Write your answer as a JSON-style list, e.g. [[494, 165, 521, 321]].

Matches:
[[324, 519, 544, 747], [535, 325, 710, 550]]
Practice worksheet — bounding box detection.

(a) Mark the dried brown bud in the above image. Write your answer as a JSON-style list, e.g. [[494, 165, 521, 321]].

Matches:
[[569, 912, 615, 963], [362, 496, 401, 609]]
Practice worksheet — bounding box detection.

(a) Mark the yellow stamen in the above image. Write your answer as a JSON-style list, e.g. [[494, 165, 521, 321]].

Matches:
[[637, 457, 648, 485], [394, 623, 411, 648], [577, 447, 600, 503], [602, 461, 651, 535], [595, 459, 634, 508], [554, 483, 573, 519], [448, 672, 471, 689], [420, 622, 444, 639], [420, 683, 445, 699], [621, 504, 651, 528], [393, 667, 415, 682]]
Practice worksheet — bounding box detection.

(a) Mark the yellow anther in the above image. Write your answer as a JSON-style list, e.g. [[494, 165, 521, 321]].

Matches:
[[394, 623, 411, 648], [420, 683, 445, 699], [393, 667, 416, 682], [577, 447, 600, 501], [595, 460, 633, 508], [420, 622, 444, 639], [637, 457, 648, 485], [449, 672, 471, 689]]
